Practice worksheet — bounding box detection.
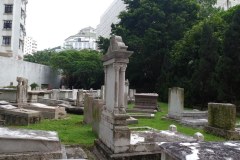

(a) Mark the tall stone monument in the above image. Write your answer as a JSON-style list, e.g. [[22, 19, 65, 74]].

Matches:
[[98, 35, 133, 153], [16, 77, 28, 106]]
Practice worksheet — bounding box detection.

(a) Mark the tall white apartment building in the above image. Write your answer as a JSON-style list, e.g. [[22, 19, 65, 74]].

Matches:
[[24, 36, 37, 55], [96, 0, 126, 38], [0, 0, 27, 60], [216, 0, 240, 10], [64, 26, 97, 50]]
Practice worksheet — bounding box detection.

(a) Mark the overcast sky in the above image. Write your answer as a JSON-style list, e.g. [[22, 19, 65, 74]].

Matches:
[[26, 0, 114, 50]]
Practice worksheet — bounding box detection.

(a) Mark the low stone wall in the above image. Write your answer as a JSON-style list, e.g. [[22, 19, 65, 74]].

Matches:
[[0, 56, 60, 88]]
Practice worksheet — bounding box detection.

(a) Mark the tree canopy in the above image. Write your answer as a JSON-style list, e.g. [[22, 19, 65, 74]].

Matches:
[[24, 50, 56, 65], [24, 49, 104, 89], [50, 50, 103, 89], [97, 1, 240, 108], [169, 5, 240, 107], [111, 0, 200, 92]]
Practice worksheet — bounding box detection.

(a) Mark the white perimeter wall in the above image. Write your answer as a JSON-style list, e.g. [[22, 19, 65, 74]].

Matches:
[[0, 57, 60, 88]]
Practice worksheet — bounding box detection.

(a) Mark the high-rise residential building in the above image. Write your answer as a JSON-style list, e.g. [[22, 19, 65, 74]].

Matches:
[[0, 0, 27, 60], [96, 0, 126, 38], [24, 36, 37, 55], [63, 26, 97, 50], [216, 0, 240, 10]]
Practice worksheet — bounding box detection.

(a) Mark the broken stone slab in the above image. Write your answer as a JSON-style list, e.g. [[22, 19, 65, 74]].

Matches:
[[127, 117, 138, 125], [160, 141, 240, 160], [0, 101, 9, 105], [180, 118, 208, 129], [64, 145, 88, 159], [24, 103, 66, 119], [0, 127, 62, 158]]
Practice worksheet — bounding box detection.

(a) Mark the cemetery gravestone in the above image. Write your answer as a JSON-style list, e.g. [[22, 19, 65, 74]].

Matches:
[[168, 87, 184, 119], [83, 93, 94, 124], [92, 99, 104, 136], [16, 77, 28, 107], [76, 89, 84, 107], [52, 89, 60, 100], [98, 35, 133, 153], [134, 93, 158, 110], [204, 103, 240, 139]]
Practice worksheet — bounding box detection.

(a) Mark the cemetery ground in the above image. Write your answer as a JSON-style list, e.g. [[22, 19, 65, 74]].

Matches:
[[11, 102, 229, 150]]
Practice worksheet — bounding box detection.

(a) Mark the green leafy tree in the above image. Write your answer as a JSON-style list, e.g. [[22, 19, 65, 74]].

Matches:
[[111, 0, 200, 93], [216, 9, 240, 104], [24, 50, 56, 65], [197, 0, 219, 18], [50, 49, 103, 89], [170, 15, 226, 107], [97, 36, 110, 54]]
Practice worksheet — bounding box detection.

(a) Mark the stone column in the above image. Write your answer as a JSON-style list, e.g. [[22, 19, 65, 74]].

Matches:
[[124, 80, 129, 109], [119, 65, 127, 113], [100, 85, 105, 101], [104, 66, 107, 104], [114, 63, 120, 113]]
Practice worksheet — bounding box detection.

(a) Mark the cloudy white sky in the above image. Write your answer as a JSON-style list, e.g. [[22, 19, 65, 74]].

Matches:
[[26, 0, 114, 50]]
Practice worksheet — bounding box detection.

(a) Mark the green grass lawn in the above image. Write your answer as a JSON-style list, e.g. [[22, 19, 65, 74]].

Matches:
[[14, 102, 225, 147], [16, 114, 96, 147], [129, 103, 224, 141]]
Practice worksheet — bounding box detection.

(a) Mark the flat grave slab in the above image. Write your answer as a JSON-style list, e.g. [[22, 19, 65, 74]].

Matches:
[[3, 108, 41, 125], [0, 127, 62, 158], [25, 103, 66, 119], [95, 127, 199, 159], [0, 105, 17, 110], [128, 113, 155, 119], [160, 141, 240, 160], [182, 111, 208, 118], [180, 118, 208, 128], [126, 108, 157, 114]]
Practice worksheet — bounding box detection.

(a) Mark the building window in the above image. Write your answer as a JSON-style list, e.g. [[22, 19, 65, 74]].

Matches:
[[4, 4, 13, 14], [19, 39, 24, 52], [3, 20, 12, 30], [2, 36, 11, 46], [21, 9, 25, 19]]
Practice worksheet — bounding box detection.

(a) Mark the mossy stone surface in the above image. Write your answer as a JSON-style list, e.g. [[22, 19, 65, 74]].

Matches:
[[208, 103, 236, 131]]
